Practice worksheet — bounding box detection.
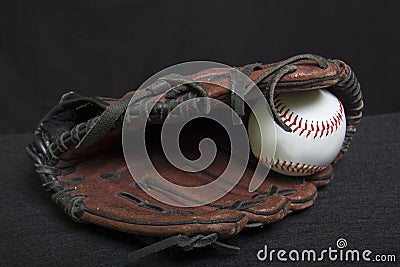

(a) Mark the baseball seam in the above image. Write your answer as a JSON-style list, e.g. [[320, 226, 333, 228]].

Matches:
[[272, 158, 326, 175], [274, 98, 344, 139]]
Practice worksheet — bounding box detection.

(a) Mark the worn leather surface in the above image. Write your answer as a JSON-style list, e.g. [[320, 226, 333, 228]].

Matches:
[[57, 123, 322, 238], [4, 113, 400, 266], [27, 55, 362, 243]]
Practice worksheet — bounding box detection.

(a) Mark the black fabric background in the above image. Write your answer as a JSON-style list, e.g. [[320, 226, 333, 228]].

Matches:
[[1, 0, 400, 133], [1, 0, 399, 266], [1, 113, 399, 266]]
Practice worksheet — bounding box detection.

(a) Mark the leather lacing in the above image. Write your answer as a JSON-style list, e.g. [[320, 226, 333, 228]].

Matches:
[[25, 54, 363, 262]]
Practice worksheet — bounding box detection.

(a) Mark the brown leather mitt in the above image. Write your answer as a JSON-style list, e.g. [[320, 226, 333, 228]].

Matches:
[[26, 54, 363, 261]]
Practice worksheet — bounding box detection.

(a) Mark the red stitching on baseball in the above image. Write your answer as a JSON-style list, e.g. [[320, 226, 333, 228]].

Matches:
[[320, 121, 325, 138], [271, 159, 327, 175], [289, 115, 298, 128], [282, 108, 289, 118], [329, 118, 335, 134], [283, 112, 293, 123], [274, 97, 344, 139]]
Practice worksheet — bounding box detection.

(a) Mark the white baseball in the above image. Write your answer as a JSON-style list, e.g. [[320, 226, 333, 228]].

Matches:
[[248, 89, 346, 176]]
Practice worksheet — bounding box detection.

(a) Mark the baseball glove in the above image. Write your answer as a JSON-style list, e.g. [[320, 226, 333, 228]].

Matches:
[[26, 54, 363, 261]]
